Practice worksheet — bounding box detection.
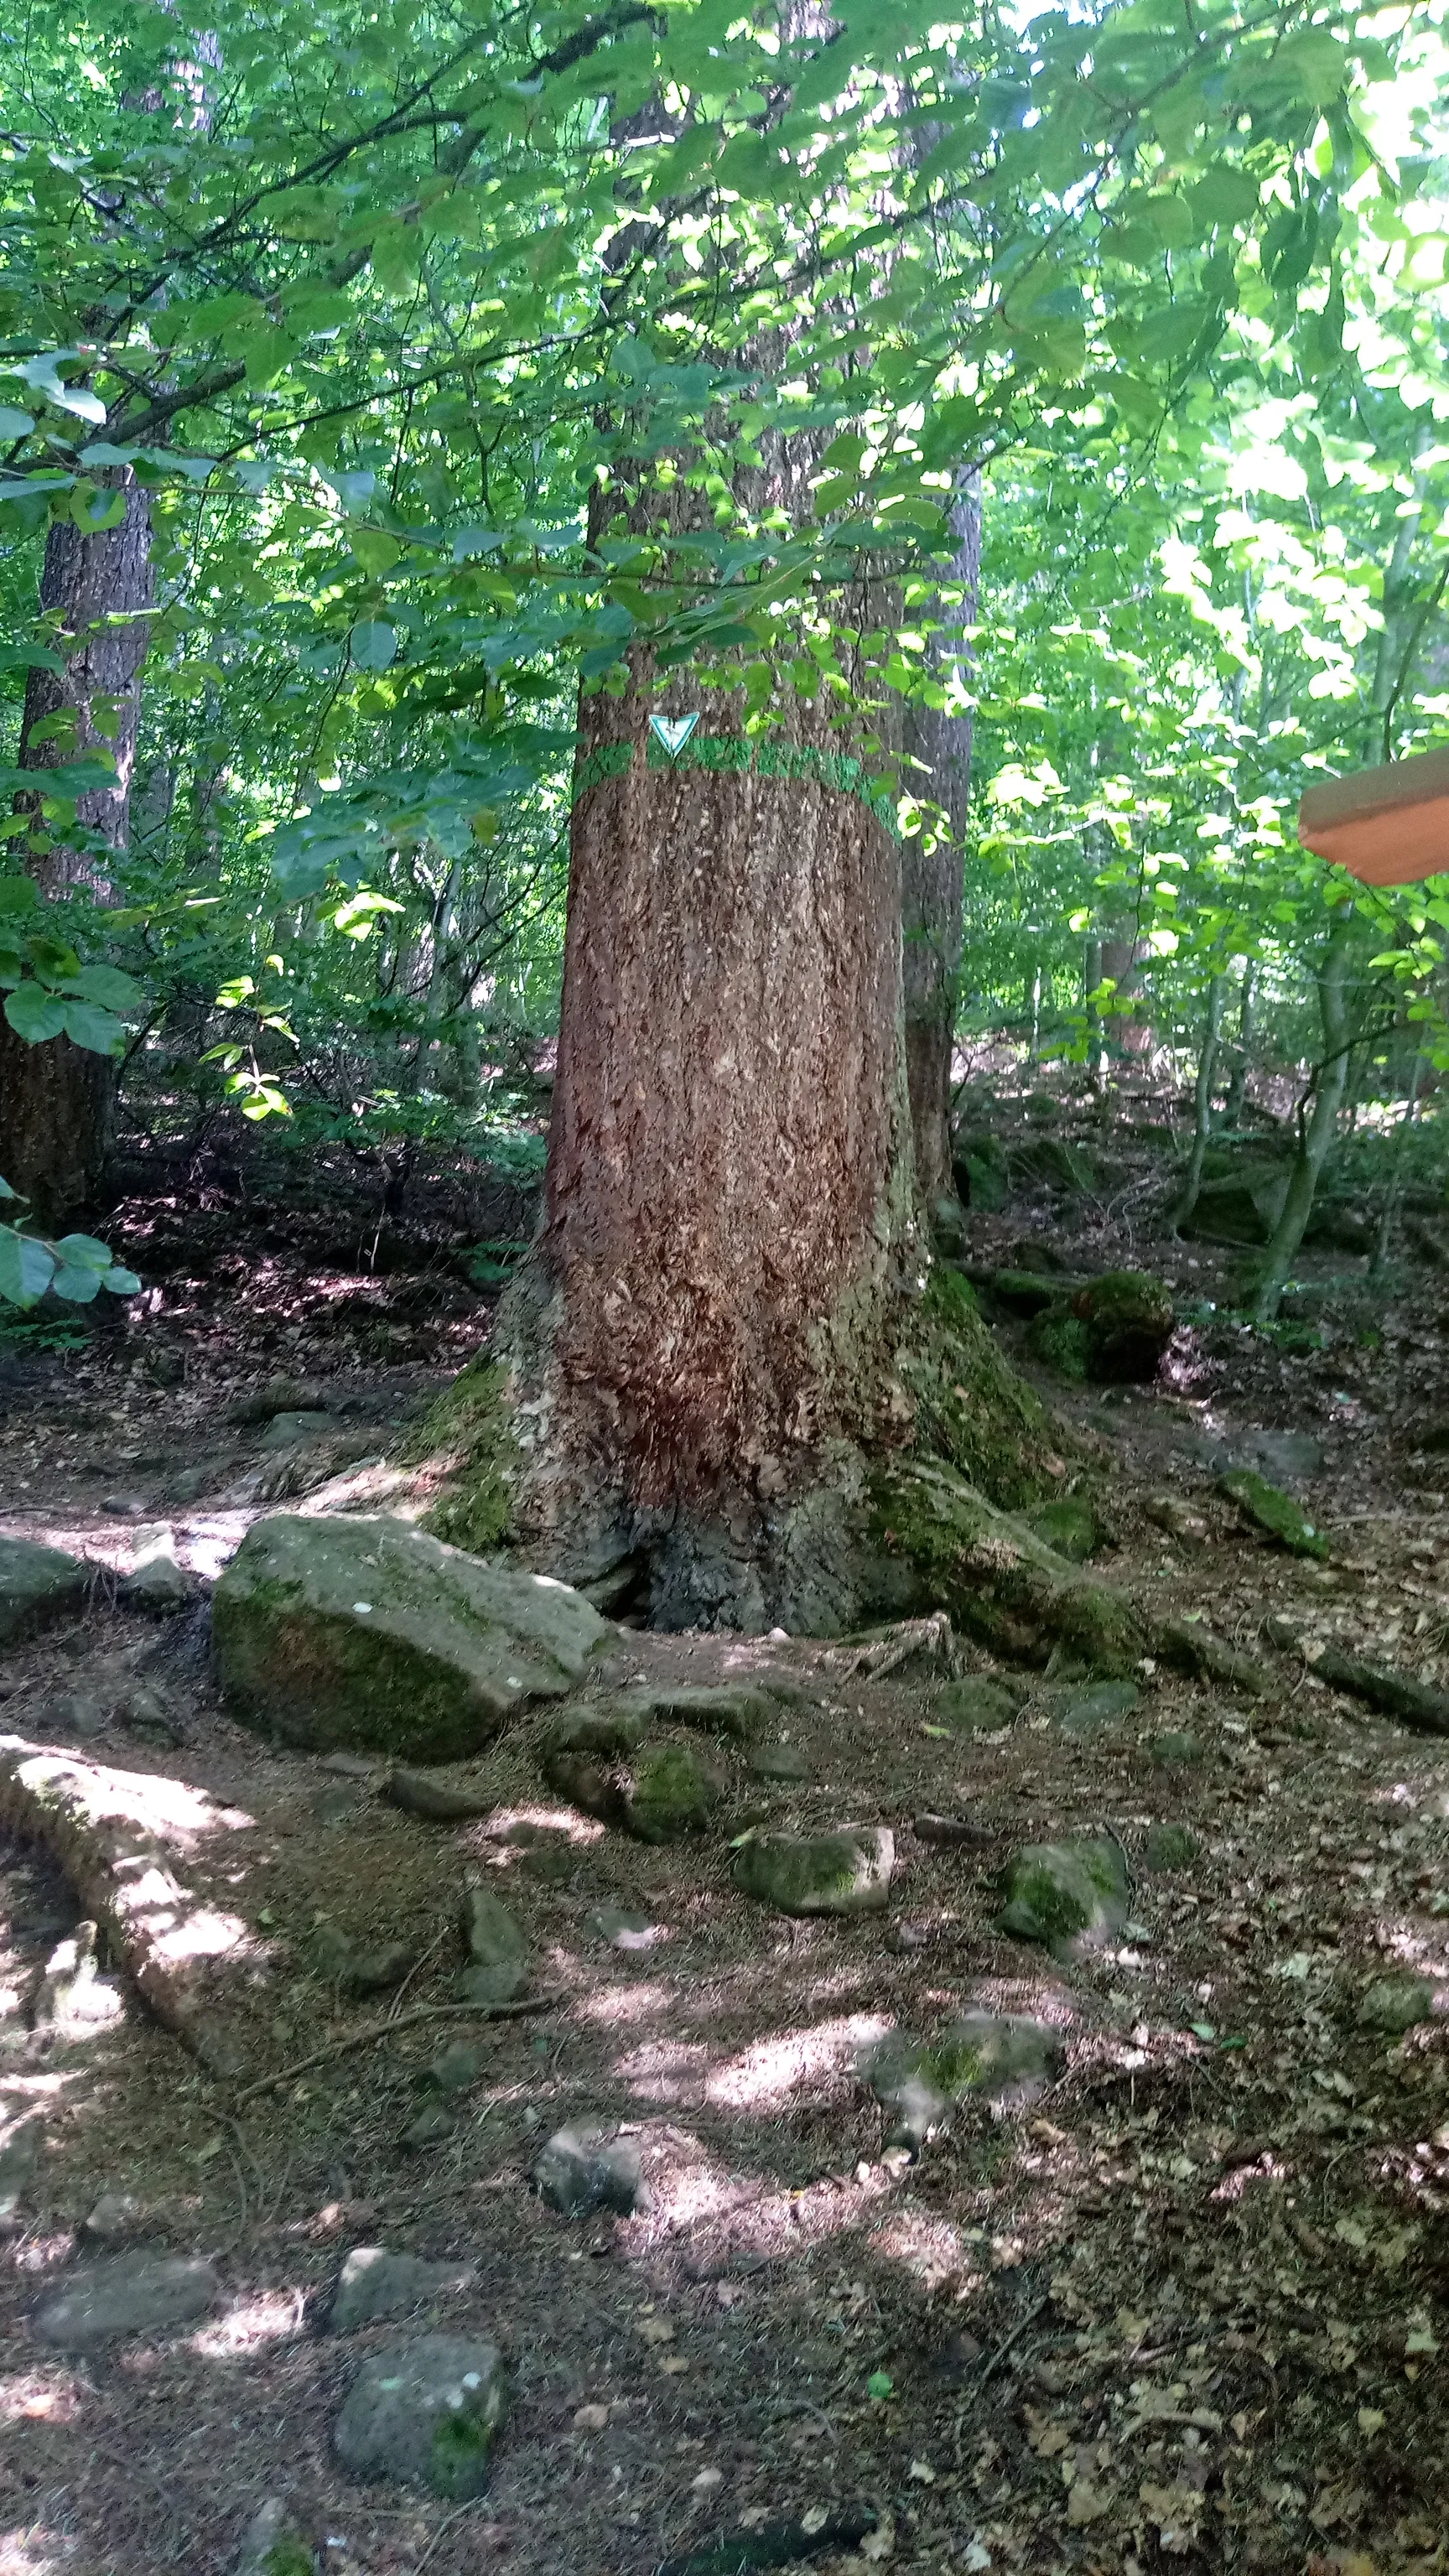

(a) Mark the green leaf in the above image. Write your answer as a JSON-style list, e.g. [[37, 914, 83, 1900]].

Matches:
[[54, 1233, 117, 1270], [350, 528, 402, 577], [0, 408, 35, 439], [0, 1226, 55, 1306], [867, 2371, 894, 2402], [49, 1264, 102, 1303], [4, 983, 68, 1042], [102, 1265, 141, 1295], [60, 1000, 127, 1055], [0, 875, 39, 913], [65, 963, 143, 1013], [351, 620, 398, 673], [0, 1173, 19, 1199]]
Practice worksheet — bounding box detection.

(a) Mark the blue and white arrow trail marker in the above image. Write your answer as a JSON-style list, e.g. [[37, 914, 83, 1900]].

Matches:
[[650, 711, 700, 759]]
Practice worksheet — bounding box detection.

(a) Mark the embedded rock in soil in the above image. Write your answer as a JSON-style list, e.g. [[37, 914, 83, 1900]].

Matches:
[[33, 2253, 220, 2351], [261, 1409, 335, 1448], [1031, 1271, 1174, 1385], [590, 1904, 663, 1950], [0, 1535, 86, 1645], [1357, 1972, 1437, 2035], [1047, 1679, 1140, 1734], [1026, 1498, 1098, 1562], [0, 2116, 40, 2231], [733, 1826, 894, 1917], [866, 2012, 1066, 2150], [313, 1924, 416, 1995], [998, 1836, 1129, 1957], [534, 2123, 644, 2218], [936, 1675, 1026, 1736], [625, 1682, 775, 1741], [1227, 1428, 1324, 1486], [235, 2498, 313, 2576], [401, 2106, 456, 2152], [1150, 1731, 1203, 1768], [1218, 1469, 1329, 1561], [82, 2190, 144, 2243], [750, 1739, 813, 1783], [329, 2246, 474, 2334], [543, 1713, 726, 1843], [213, 1512, 610, 1758], [458, 1880, 529, 2002], [1142, 1822, 1197, 1872], [119, 1528, 195, 1613], [384, 1766, 495, 1822], [427, 2039, 491, 2095], [333, 2332, 508, 2497]]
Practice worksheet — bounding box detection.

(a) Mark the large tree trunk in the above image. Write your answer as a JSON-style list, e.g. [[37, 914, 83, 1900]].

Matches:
[[901, 475, 980, 1206], [500, 657, 917, 1629], [0, 471, 153, 1228]]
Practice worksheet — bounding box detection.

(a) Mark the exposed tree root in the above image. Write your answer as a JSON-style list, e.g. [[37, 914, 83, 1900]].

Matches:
[[0, 1734, 256, 2073], [1303, 1644, 1449, 1736], [870, 1458, 1147, 1675], [231, 1992, 558, 2111]]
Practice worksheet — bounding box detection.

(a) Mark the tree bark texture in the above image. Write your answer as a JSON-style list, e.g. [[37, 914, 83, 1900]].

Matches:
[[501, 659, 917, 1627], [0, 470, 153, 1227], [901, 475, 979, 1205]]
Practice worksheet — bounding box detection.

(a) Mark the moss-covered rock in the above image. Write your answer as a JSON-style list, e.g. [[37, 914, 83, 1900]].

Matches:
[[1027, 1309, 1090, 1379], [998, 1836, 1128, 1956], [936, 1674, 1027, 1735], [0, 1535, 86, 1645], [1142, 1821, 1197, 1872], [870, 1457, 1145, 1676], [733, 1826, 893, 1916], [626, 1682, 775, 1742], [333, 2333, 508, 2497], [1149, 1730, 1203, 1769], [1027, 1498, 1098, 1561], [408, 1360, 520, 1554], [1219, 1468, 1329, 1560], [953, 1130, 1009, 1212], [1356, 1971, 1436, 2035], [542, 1709, 724, 1842], [1047, 1678, 1139, 1732], [213, 1513, 610, 1758], [865, 2010, 1066, 2148]]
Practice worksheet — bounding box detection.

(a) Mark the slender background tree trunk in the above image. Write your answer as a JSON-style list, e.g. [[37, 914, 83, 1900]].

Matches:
[[1251, 913, 1354, 1322], [901, 474, 980, 1207], [0, 470, 153, 1226]]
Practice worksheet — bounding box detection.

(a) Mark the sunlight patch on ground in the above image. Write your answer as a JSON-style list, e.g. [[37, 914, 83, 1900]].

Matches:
[[611, 2036, 713, 2103], [189, 2288, 307, 2358], [871, 2210, 984, 2294], [0, 1746, 253, 1852], [576, 1980, 673, 2025], [705, 2015, 892, 2113], [0, 2529, 75, 2574], [0, 2371, 84, 2427]]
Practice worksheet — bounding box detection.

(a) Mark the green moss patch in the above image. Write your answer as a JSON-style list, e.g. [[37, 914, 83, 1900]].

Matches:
[[897, 1266, 1062, 1512], [1219, 1467, 1329, 1559], [408, 1360, 520, 1553]]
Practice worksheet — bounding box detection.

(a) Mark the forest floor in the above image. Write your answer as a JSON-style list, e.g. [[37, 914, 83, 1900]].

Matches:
[[3, 1084, 1449, 2576]]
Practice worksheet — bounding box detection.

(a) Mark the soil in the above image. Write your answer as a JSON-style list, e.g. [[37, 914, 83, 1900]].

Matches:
[[2, 1093, 1448, 2576]]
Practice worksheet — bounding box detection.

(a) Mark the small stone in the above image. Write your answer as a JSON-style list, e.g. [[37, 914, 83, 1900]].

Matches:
[[998, 1836, 1129, 1957], [234, 2498, 312, 2576], [313, 1926, 416, 1995], [261, 1410, 335, 1449], [545, 1719, 726, 1843], [535, 2125, 644, 2218], [426, 2042, 489, 2096], [935, 1675, 1026, 1737], [1150, 1731, 1203, 1768], [385, 1767, 496, 1821], [1357, 1972, 1437, 2036], [589, 1905, 663, 1951], [732, 1826, 894, 1917], [82, 2190, 145, 2244], [119, 1530, 195, 1613], [1145, 1495, 1208, 1545], [329, 2246, 474, 2334], [1048, 1679, 1140, 1734], [1142, 1822, 1197, 1872], [400, 2106, 455, 2153], [333, 2332, 508, 2496], [33, 2253, 220, 2351], [1219, 1468, 1329, 1561], [0, 1535, 87, 1645], [625, 1683, 775, 1741], [322, 1753, 379, 1780], [459, 1883, 529, 2002], [311, 1785, 357, 1828], [866, 2012, 1066, 2150], [750, 1740, 812, 1783]]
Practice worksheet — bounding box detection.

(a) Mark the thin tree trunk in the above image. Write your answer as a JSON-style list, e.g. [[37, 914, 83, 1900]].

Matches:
[[1251, 915, 1354, 1322], [1369, 1048, 1426, 1280], [901, 474, 980, 1207], [1170, 973, 1227, 1231], [1083, 937, 1105, 1095], [1221, 961, 1255, 1130], [0, 470, 153, 1227]]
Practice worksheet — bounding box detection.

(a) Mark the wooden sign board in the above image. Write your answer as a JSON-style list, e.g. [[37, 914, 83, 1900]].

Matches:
[[1299, 745, 1449, 886]]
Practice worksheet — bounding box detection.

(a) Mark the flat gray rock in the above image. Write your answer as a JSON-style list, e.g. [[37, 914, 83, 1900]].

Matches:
[[33, 2253, 220, 2350], [625, 1682, 774, 1740], [1142, 1821, 1197, 1872], [750, 1739, 812, 1782], [329, 2246, 473, 2334], [235, 2498, 312, 2576], [936, 1675, 1026, 1736], [998, 1836, 1129, 1957], [733, 1826, 893, 1916], [459, 1882, 529, 2002], [119, 1529, 195, 1613], [535, 2125, 644, 2217], [1046, 1679, 1140, 1734], [0, 1535, 86, 1645], [1358, 1971, 1436, 2035], [213, 1513, 610, 1758], [334, 2332, 508, 2496]]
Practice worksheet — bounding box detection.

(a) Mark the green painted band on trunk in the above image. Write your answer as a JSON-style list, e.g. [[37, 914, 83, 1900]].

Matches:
[[572, 733, 901, 836]]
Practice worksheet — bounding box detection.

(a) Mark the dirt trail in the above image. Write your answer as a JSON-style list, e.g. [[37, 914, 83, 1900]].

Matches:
[[2, 1113, 1448, 2576]]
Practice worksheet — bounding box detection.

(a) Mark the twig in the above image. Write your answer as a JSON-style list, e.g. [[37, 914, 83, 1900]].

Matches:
[[231, 1993, 558, 2111], [413, 2496, 487, 2572], [388, 1927, 449, 2020]]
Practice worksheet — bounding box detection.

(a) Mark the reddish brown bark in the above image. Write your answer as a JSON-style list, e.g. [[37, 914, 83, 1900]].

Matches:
[[505, 663, 915, 1619], [0, 470, 153, 1227]]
